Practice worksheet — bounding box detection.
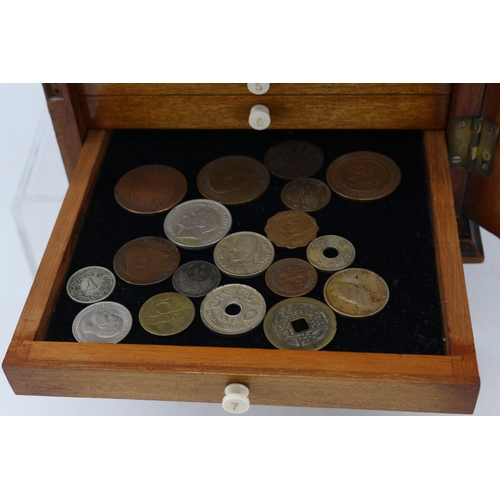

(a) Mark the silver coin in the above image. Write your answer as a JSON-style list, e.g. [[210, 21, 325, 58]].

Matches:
[[66, 266, 116, 303], [213, 231, 275, 278], [72, 301, 133, 343], [164, 199, 232, 250], [200, 284, 266, 335], [306, 235, 356, 272], [172, 261, 222, 298]]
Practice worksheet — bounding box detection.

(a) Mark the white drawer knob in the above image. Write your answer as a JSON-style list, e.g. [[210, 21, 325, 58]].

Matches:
[[222, 383, 250, 414], [249, 104, 271, 131], [247, 83, 270, 95]]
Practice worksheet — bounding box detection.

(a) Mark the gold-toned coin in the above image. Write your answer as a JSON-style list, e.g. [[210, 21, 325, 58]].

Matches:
[[323, 268, 389, 318], [326, 151, 401, 201], [197, 155, 270, 205], [265, 258, 317, 297], [264, 210, 319, 249], [281, 178, 332, 212], [139, 292, 195, 336], [263, 297, 337, 350], [307, 235, 355, 272], [114, 164, 188, 214], [113, 236, 180, 285]]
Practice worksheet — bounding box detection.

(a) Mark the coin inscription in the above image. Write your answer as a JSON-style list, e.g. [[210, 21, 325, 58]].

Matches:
[[264, 210, 319, 249], [307, 235, 355, 272], [281, 178, 332, 212], [66, 266, 116, 303], [265, 258, 318, 297], [172, 261, 221, 298]]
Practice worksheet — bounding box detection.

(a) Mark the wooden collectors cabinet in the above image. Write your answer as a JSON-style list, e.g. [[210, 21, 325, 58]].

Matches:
[[4, 83, 500, 414]]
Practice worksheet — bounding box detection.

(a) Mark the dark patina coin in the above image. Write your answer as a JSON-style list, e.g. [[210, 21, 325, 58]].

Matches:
[[172, 261, 221, 298], [281, 178, 332, 212], [265, 258, 318, 297]]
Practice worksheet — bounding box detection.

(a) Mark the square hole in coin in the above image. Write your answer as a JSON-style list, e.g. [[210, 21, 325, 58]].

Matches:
[[292, 318, 310, 333]]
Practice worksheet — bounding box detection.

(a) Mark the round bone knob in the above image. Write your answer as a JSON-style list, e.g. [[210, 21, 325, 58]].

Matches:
[[249, 104, 271, 131], [222, 383, 250, 414], [247, 83, 270, 95]]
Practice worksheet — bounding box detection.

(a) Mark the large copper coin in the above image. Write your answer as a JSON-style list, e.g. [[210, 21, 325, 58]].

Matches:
[[264, 210, 319, 249], [323, 268, 389, 318], [197, 155, 270, 205], [113, 236, 180, 285], [326, 152, 401, 201], [281, 178, 332, 212], [114, 164, 188, 214], [264, 140, 324, 179], [265, 258, 318, 297]]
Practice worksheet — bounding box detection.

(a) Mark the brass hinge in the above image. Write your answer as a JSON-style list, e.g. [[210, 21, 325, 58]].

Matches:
[[449, 117, 499, 178]]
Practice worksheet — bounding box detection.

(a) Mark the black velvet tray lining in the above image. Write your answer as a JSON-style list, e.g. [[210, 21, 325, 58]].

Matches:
[[45, 129, 445, 355]]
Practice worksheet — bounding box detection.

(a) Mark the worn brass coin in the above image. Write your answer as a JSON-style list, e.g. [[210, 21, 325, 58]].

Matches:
[[307, 235, 355, 272], [264, 140, 324, 179], [326, 151, 401, 201], [263, 297, 337, 350], [113, 236, 180, 285], [323, 268, 389, 318], [214, 231, 275, 278], [264, 210, 319, 249], [172, 261, 221, 298], [72, 301, 132, 343], [200, 284, 266, 335], [265, 258, 317, 297], [114, 164, 188, 214], [139, 292, 195, 336], [281, 178, 332, 212], [67, 266, 116, 304], [197, 155, 270, 205]]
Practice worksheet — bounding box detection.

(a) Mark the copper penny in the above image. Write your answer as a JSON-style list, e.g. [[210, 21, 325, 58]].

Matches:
[[264, 210, 319, 249], [265, 258, 318, 297], [113, 236, 180, 285], [326, 152, 401, 201], [264, 140, 324, 179], [281, 178, 332, 212], [114, 164, 188, 214], [197, 155, 270, 205], [323, 268, 390, 318]]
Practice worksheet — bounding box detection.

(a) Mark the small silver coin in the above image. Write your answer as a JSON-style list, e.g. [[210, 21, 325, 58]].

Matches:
[[66, 266, 116, 303], [213, 231, 275, 278], [172, 261, 222, 298], [307, 235, 356, 272], [72, 301, 133, 343], [200, 284, 266, 335], [164, 199, 232, 250]]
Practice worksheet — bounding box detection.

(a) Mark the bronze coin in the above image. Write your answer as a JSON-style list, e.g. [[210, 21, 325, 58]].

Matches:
[[114, 164, 188, 214], [197, 155, 270, 205], [264, 140, 324, 179], [265, 258, 318, 297], [264, 210, 319, 249], [326, 152, 401, 201], [281, 178, 332, 212], [113, 236, 180, 285]]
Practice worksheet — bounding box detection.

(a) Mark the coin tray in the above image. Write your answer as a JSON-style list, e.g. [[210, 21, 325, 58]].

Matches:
[[45, 129, 445, 355]]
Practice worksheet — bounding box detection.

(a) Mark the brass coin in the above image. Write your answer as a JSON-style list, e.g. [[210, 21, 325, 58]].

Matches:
[[114, 164, 188, 214], [264, 140, 324, 179], [263, 297, 337, 350], [281, 178, 332, 212], [113, 236, 180, 285], [264, 210, 319, 249], [323, 268, 389, 318], [307, 235, 355, 272], [265, 258, 318, 297], [197, 155, 270, 205], [326, 151, 401, 201], [139, 292, 195, 336]]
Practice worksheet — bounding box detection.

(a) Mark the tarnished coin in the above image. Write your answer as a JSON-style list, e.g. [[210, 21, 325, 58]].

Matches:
[[139, 292, 195, 336], [264, 210, 319, 249], [114, 164, 188, 214], [200, 284, 266, 335], [281, 178, 332, 212], [197, 155, 270, 205], [113, 236, 180, 285], [265, 258, 318, 297], [326, 151, 401, 201], [307, 235, 356, 272], [172, 261, 221, 298], [323, 268, 389, 318], [264, 140, 324, 179], [66, 266, 116, 304], [72, 301, 132, 343], [164, 199, 232, 250], [263, 297, 337, 350], [213, 231, 275, 278]]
